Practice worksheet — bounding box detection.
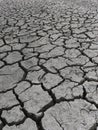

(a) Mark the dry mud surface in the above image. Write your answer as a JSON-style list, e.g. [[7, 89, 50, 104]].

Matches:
[[0, 0, 98, 130]]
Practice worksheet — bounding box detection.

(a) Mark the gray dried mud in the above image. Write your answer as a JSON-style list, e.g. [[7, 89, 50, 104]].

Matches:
[[0, 0, 98, 130]]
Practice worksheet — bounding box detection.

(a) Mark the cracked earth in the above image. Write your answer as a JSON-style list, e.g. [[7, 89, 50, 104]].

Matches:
[[1, 0, 98, 129]]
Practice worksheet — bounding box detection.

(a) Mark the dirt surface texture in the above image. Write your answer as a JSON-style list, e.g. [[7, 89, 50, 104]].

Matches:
[[0, 0, 98, 130]]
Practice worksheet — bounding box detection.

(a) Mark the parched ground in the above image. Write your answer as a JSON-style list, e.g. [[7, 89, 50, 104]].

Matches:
[[0, 0, 98, 130]]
